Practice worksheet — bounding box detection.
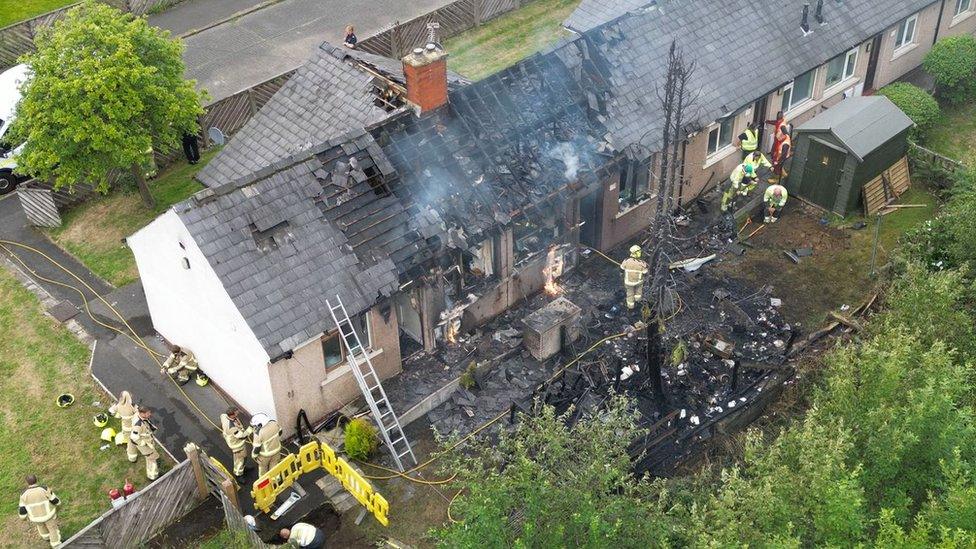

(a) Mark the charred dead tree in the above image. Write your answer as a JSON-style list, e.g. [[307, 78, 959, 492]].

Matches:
[[644, 42, 699, 405]]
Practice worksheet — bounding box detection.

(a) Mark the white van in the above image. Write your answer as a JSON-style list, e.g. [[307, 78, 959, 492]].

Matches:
[[0, 63, 31, 194]]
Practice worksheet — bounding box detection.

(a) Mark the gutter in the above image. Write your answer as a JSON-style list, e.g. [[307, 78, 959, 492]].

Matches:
[[934, 0, 947, 44]]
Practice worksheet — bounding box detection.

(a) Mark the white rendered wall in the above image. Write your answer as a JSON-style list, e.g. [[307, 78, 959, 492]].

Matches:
[[129, 210, 277, 418]]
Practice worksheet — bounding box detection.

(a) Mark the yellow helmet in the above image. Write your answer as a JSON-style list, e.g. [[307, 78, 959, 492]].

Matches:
[[57, 393, 75, 408], [93, 413, 109, 428], [195, 373, 210, 387], [629, 245, 642, 259], [100, 427, 118, 442]]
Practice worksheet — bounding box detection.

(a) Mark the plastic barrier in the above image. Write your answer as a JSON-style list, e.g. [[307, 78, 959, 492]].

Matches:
[[251, 440, 389, 526]]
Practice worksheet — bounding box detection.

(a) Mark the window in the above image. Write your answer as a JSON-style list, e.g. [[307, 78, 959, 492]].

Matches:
[[321, 314, 371, 371], [619, 158, 650, 207], [321, 333, 343, 369], [825, 49, 858, 88], [895, 14, 917, 50], [706, 117, 734, 156], [956, 0, 972, 16], [782, 68, 816, 112]]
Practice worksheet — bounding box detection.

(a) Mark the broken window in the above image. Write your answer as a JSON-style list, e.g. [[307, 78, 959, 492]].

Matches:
[[514, 214, 560, 265], [618, 158, 651, 209]]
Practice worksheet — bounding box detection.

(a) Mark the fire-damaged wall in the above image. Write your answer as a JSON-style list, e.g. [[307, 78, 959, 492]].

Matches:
[[268, 305, 401, 436]]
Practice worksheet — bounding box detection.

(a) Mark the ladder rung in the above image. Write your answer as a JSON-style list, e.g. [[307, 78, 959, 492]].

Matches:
[[380, 410, 394, 419], [397, 450, 413, 459], [389, 437, 405, 447]]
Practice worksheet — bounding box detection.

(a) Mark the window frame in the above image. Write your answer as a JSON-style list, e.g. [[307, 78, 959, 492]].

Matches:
[[321, 331, 345, 371], [618, 157, 651, 207], [825, 48, 858, 90], [782, 68, 817, 113], [894, 13, 918, 51], [706, 117, 735, 157], [956, 0, 972, 17], [320, 313, 372, 372]]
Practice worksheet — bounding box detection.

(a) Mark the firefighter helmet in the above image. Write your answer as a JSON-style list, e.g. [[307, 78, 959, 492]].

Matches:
[[57, 393, 75, 408], [100, 427, 117, 442], [93, 413, 109, 428], [629, 245, 642, 259]]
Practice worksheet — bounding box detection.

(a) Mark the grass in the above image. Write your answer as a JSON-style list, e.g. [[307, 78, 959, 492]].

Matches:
[[196, 528, 253, 548], [0, 0, 77, 28], [718, 186, 939, 328], [443, 0, 580, 81], [46, 148, 218, 287], [924, 101, 976, 166], [0, 266, 141, 546]]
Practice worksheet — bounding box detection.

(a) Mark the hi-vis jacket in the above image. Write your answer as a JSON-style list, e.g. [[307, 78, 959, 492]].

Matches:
[[620, 257, 649, 286]]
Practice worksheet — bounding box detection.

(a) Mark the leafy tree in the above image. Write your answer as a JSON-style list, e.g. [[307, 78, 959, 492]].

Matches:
[[877, 82, 940, 140], [8, 1, 205, 208], [432, 397, 678, 548], [924, 35, 976, 105]]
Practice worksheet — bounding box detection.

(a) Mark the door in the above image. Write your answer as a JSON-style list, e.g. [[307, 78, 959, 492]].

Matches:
[[395, 291, 423, 344], [579, 189, 601, 248], [864, 34, 883, 92], [800, 139, 847, 211], [751, 96, 769, 151]]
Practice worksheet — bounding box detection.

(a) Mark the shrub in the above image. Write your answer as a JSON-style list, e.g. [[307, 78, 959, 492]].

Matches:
[[878, 83, 940, 140], [344, 417, 378, 461], [924, 35, 976, 105], [459, 361, 477, 390]]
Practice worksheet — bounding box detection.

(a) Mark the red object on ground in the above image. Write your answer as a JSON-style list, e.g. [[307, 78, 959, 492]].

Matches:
[[109, 488, 122, 501], [123, 480, 135, 497]]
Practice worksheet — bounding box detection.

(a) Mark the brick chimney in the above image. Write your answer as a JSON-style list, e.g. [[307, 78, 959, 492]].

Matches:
[[402, 43, 448, 114]]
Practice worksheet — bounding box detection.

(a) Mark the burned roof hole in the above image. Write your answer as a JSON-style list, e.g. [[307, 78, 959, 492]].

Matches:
[[249, 220, 291, 252], [372, 82, 404, 113]]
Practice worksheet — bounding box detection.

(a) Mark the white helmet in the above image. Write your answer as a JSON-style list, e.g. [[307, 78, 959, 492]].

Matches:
[[250, 413, 270, 428]]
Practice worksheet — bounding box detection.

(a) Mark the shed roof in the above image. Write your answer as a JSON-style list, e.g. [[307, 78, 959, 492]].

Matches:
[[795, 96, 914, 160]]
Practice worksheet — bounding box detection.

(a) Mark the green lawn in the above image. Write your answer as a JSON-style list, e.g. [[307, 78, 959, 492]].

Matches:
[[0, 266, 141, 546], [924, 101, 976, 166], [0, 0, 77, 28], [443, 0, 580, 81], [47, 148, 217, 287]]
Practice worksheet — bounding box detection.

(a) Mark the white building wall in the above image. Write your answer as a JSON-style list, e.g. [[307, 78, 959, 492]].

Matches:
[[128, 211, 277, 418]]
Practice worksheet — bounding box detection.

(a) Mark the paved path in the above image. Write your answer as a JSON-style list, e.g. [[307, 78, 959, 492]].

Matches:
[[152, 0, 455, 102], [0, 194, 228, 464]]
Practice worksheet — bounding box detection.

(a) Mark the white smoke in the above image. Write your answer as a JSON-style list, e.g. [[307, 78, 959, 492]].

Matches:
[[548, 142, 580, 181]]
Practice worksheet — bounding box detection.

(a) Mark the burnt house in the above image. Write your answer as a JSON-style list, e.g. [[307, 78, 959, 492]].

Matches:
[[132, 0, 970, 435]]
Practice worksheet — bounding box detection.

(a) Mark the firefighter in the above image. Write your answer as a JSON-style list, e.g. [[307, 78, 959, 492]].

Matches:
[[109, 390, 137, 453], [737, 121, 760, 159], [721, 163, 760, 212], [221, 407, 252, 478], [620, 245, 649, 310], [771, 125, 792, 182], [162, 346, 198, 385], [130, 406, 160, 480], [250, 413, 282, 477], [764, 184, 789, 223], [743, 150, 773, 173], [19, 475, 61, 547]]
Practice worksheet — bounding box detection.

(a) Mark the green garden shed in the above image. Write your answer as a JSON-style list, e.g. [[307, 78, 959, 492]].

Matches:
[[789, 96, 914, 216]]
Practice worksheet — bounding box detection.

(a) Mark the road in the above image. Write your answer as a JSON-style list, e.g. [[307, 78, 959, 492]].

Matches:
[[151, 0, 456, 102]]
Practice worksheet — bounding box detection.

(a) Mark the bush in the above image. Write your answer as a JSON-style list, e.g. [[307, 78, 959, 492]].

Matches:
[[878, 83, 940, 140], [344, 417, 378, 461], [924, 35, 976, 105]]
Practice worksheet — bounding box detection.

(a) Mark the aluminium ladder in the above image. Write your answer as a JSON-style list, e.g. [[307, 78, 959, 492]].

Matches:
[[326, 295, 416, 472]]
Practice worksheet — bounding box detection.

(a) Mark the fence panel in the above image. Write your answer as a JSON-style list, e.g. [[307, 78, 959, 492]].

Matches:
[[17, 187, 61, 227], [62, 460, 204, 548], [201, 91, 254, 140], [480, 0, 520, 22]]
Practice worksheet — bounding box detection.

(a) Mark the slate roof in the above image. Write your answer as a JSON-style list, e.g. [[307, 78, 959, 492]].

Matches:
[[795, 96, 913, 160], [176, 133, 401, 358], [371, 52, 612, 243], [196, 43, 400, 188], [197, 42, 471, 189], [576, 0, 937, 151]]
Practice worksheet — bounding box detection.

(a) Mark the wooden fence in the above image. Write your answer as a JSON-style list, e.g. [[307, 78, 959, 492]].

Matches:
[[910, 142, 965, 174], [61, 459, 205, 547], [61, 444, 269, 548], [16, 179, 97, 227], [358, 0, 524, 59], [0, 0, 181, 72]]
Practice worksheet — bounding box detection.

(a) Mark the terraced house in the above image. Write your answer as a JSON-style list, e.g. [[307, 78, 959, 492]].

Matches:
[[130, 0, 976, 437]]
